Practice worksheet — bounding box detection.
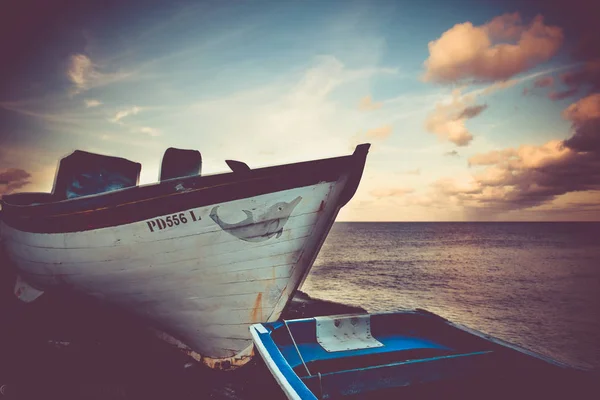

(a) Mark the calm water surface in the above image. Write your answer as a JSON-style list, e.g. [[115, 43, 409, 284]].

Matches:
[[303, 222, 600, 369]]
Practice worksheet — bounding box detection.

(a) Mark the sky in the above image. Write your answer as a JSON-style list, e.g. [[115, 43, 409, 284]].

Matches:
[[1, 0, 599, 221]]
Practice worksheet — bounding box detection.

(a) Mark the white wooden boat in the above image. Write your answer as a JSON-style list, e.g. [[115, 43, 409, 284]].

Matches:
[[0, 144, 370, 370]]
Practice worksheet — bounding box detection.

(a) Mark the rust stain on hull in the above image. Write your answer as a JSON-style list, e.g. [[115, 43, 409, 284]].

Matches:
[[318, 200, 326, 212], [202, 346, 255, 371], [152, 328, 254, 371], [251, 292, 263, 323]]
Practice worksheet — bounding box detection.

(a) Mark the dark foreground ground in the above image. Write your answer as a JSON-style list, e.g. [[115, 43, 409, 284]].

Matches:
[[0, 243, 367, 400], [0, 245, 597, 400]]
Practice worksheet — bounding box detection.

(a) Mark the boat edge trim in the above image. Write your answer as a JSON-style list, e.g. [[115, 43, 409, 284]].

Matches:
[[250, 324, 315, 400]]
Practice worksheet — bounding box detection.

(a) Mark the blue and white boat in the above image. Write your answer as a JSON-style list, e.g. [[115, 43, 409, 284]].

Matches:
[[250, 310, 593, 399]]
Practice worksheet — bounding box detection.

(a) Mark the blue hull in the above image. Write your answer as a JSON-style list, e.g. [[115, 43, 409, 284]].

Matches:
[[251, 310, 594, 399]]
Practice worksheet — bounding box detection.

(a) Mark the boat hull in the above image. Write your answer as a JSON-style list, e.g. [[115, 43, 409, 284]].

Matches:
[[1, 181, 350, 369], [251, 311, 591, 399], [0, 145, 370, 370]]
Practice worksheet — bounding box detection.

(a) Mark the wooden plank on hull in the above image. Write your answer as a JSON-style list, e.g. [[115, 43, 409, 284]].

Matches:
[[56, 261, 297, 297], [9, 229, 310, 275], [82, 263, 296, 294], [69, 264, 296, 303], [5, 216, 317, 267], [147, 304, 278, 327], [145, 321, 256, 355], [65, 253, 302, 286], [10, 246, 303, 290], [196, 323, 255, 341], [105, 276, 291, 301], [130, 291, 284, 313]]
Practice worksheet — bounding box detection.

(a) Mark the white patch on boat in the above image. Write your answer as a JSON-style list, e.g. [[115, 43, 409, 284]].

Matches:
[[315, 314, 383, 352], [14, 275, 44, 303]]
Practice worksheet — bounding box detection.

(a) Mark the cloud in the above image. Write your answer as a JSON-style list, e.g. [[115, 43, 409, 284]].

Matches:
[[0, 168, 31, 195], [112, 106, 141, 123], [562, 93, 600, 152], [423, 13, 563, 83], [138, 126, 161, 137], [358, 95, 382, 111], [365, 125, 392, 139], [370, 187, 414, 198], [186, 56, 400, 166], [84, 99, 102, 108], [523, 72, 578, 101], [562, 93, 600, 123], [522, 75, 555, 94], [423, 69, 556, 147], [523, 65, 595, 101], [67, 53, 133, 95], [404, 168, 421, 175], [562, 92, 600, 119], [436, 93, 600, 213], [559, 60, 600, 95], [67, 54, 95, 89], [457, 104, 488, 119], [545, 13, 600, 102], [425, 90, 489, 146], [477, 78, 520, 95], [468, 148, 517, 166], [445, 150, 459, 157], [548, 88, 578, 101], [350, 124, 394, 150], [533, 76, 554, 88], [553, 24, 600, 100], [285, 56, 397, 105]]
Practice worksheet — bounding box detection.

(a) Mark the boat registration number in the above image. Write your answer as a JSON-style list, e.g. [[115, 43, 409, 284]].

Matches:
[[146, 210, 201, 232]]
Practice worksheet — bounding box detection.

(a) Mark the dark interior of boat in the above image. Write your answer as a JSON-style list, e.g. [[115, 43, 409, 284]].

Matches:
[[52, 150, 142, 200], [54, 148, 205, 199], [9, 148, 204, 205]]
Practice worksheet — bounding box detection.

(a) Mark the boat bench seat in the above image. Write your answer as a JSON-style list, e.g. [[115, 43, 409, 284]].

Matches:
[[294, 347, 457, 376], [280, 335, 453, 375], [302, 350, 496, 399], [160, 148, 202, 181]]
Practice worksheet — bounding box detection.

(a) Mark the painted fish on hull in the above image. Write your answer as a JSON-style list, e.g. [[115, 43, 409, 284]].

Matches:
[[210, 196, 302, 242]]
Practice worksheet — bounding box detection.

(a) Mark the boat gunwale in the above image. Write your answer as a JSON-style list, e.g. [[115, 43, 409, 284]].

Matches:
[[251, 324, 312, 400], [1, 147, 364, 212], [0, 144, 370, 233]]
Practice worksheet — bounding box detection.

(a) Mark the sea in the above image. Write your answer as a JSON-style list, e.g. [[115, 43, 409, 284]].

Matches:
[[304, 222, 600, 370]]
